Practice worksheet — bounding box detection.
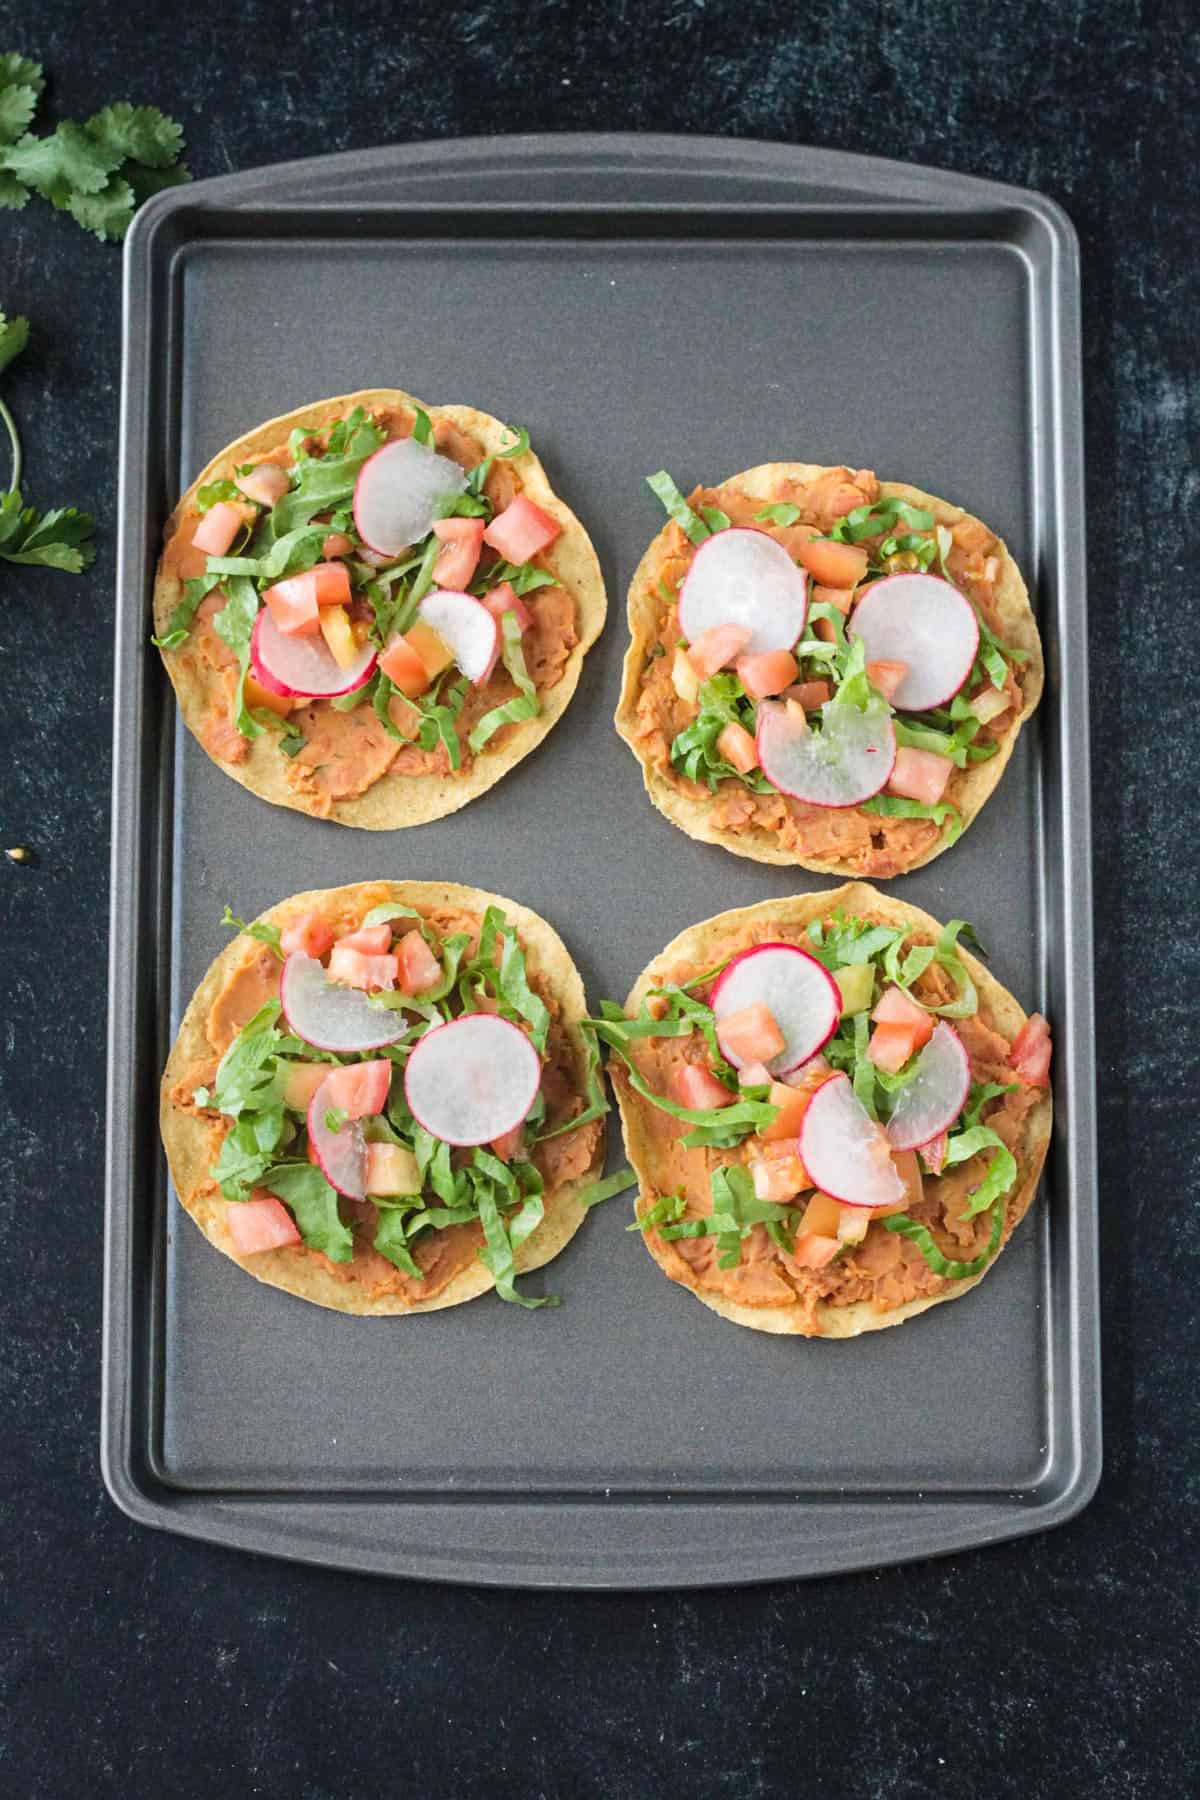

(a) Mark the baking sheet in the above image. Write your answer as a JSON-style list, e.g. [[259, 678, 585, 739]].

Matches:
[[104, 135, 1099, 1585]]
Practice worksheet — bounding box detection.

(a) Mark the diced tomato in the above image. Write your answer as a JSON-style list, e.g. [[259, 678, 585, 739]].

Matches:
[[192, 500, 249, 556], [281, 1062, 328, 1112], [235, 464, 289, 508], [919, 1130, 948, 1176], [796, 539, 868, 588], [1009, 1012, 1052, 1087], [799, 1191, 841, 1237], [280, 913, 335, 960], [887, 747, 954, 805], [686, 623, 752, 679], [336, 923, 393, 955], [319, 603, 360, 670], [326, 945, 399, 992], [432, 516, 486, 589], [490, 1124, 526, 1162], [263, 564, 352, 638], [871, 985, 934, 1049], [716, 721, 759, 775], [736, 649, 800, 700], [396, 930, 443, 995], [310, 562, 352, 606], [379, 631, 432, 699], [750, 1140, 809, 1201], [867, 1022, 921, 1074], [811, 583, 855, 616], [892, 1148, 924, 1209], [365, 1142, 421, 1197], [482, 582, 533, 634], [760, 1064, 832, 1142], [324, 1059, 392, 1118], [717, 1001, 785, 1066], [244, 673, 293, 718], [482, 494, 561, 563], [784, 680, 832, 711], [406, 619, 455, 681], [669, 1063, 734, 1111], [226, 1194, 300, 1255], [321, 532, 354, 559], [788, 1232, 841, 1270], [867, 659, 909, 702], [737, 1061, 773, 1088]]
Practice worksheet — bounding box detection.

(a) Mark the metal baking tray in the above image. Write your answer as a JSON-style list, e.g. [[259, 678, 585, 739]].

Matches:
[[104, 134, 1100, 1587]]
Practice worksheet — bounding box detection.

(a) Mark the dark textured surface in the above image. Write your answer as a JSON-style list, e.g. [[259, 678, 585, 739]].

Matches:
[[1, 3, 1196, 1796]]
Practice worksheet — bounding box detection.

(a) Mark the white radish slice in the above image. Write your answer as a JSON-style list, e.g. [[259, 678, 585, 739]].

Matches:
[[251, 606, 376, 699], [885, 1021, 972, 1152], [678, 528, 809, 654], [798, 1073, 906, 1209], [417, 589, 500, 685], [404, 1013, 540, 1147], [307, 1076, 367, 1200], [756, 697, 895, 807], [709, 943, 840, 1074], [280, 952, 408, 1053], [353, 436, 468, 556], [849, 573, 980, 712]]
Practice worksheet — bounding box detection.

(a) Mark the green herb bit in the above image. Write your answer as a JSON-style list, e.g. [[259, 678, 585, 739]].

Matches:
[[219, 905, 284, 960], [498, 424, 530, 459]]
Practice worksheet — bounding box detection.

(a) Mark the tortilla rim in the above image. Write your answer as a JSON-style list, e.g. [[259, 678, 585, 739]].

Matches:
[[154, 389, 608, 830], [614, 467, 1044, 875], [160, 880, 606, 1315], [614, 880, 1053, 1338]]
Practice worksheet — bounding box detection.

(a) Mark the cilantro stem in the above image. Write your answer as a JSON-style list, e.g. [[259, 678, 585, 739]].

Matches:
[[0, 397, 21, 495]]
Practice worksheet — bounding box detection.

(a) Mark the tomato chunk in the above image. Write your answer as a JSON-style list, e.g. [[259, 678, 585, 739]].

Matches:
[[871, 985, 934, 1047], [432, 516, 486, 589], [716, 721, 759, 775], [379, 631, 432, 699], [799, 1191, 841, 1237], [788, 1232, 841, 1269], [337, 923, 393, 955], [1009, 1012, 1052, 1087], [784, 680, 832, 711], [406, 619, 455, 681], [796, 539, 867, 588], [669, 1063, 734, 1111], [244, 673, 292, 718], [319, 603, 360, 669], [867, 1022, 921, 1074], [482, 494, 561, 563], [321, 532, 354, 559], [396, 930, 443, 995], [750, 1141, 809, 1202], [482, 581, 532, 633], [235, 464, 289, 508], [736, 649, 799, 700], [282, 1062, 328, 1112], [717, 1001, 785, 1067], [738, 1061, 773, 1088], [920, 1129, 948, 1175], [490, 1124, 526, 1162], [324, 1059, 392, 1118], [192, 500, 248, 556], [867, 659, 909, 702], [280, 912, 334, 960], [263, 564, 352, 638], [226, 1194, 300, 1255], [685, 623, 752, 679], [887, 748, 954, 805], [326, 945, 399, 992]]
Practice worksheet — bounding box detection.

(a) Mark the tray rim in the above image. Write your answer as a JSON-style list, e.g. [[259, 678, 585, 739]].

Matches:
[[103, 130, 1101, 1589]]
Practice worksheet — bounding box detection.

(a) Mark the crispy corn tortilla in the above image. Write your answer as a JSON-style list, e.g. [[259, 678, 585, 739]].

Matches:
[[615, 467, 1044, 875], [160, 880, 605, 1315], [154, 389, 607, 829], [616, 881, 1053, 1337]]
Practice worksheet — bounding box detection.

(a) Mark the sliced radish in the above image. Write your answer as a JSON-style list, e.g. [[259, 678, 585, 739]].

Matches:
[[798, 1073, 906, 1209], [709, 943, 840, 1075], [756, 697, 896, 807], [417, 589, 500, 685], [251, 605, 376, 699], [678, 528, 809, 655], [280, 952, 407, 1053], [849, 573, 979, 712], [308, 1076, 368, 1200], [404, 1013, 540, 1147], [885, 1021, 972, 1152], [353, 436, 468, 557]]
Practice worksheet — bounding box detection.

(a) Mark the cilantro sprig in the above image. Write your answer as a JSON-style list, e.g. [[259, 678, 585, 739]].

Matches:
[[0, 57, 189, 241], [0, 308, 94, 573]]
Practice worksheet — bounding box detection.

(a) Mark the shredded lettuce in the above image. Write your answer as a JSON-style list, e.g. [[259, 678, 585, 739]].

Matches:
[[151, 570, 221, 650], [219, 905, 283, 960], [646, 469, 709, 546], [755, 502, 804, 527], [943, 1125, 1018, 1218], [468, 612, 540, 751], [212, 576, 265, 740], [884, 1195, 1004, 1279], [575, 1166, 638, 1210], [826, 496, 935, 546], [269, 414, 384, 537], [498, 423, 530, 459], [670, 672, 776, 794], [261, 1162, 354, 1262], [860, 792, 962, 844]]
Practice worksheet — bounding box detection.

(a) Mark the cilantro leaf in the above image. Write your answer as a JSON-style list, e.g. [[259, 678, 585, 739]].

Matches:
[[66, 176, 135, 243], [0, 122, 123, 207], [0, 81, 37, 147], [0, 309, 28, 376], [0, 55, 44, 95], [84, 103, 184, 169], [0, 499, 96, 571]]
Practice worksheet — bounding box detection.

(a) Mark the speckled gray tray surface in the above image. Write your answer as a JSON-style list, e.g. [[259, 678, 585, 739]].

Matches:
[[104, 134, 1099, 1587]]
